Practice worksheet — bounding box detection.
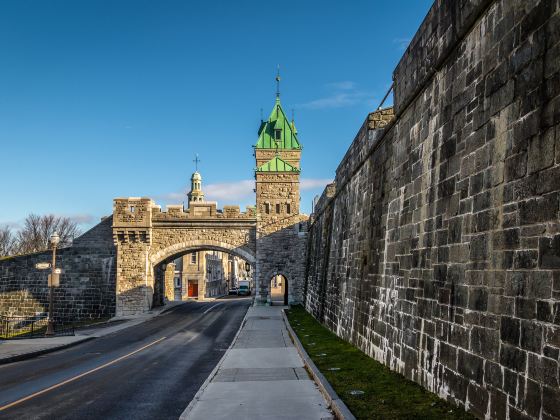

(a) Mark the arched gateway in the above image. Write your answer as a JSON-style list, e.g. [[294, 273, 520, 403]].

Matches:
[[113, 89, 309, 315]]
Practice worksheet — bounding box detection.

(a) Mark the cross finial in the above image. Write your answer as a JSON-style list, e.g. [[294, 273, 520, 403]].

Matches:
[[193, 154, 201, 171], [275, 65, 281, 99]]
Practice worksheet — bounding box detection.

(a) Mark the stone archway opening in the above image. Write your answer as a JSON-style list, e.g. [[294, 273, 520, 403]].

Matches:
[[269, 274, 288, 306], [152, 247, 255, 307]]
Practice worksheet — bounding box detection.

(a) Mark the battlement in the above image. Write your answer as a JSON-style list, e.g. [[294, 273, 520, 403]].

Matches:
[[114, 197, 256, 226], [113, 197, 154, 228]]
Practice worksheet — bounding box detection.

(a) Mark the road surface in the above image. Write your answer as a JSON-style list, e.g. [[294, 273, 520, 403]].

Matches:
[[0, 296, 251, 420]]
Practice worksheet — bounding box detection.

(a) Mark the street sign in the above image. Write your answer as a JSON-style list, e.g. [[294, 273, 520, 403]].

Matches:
[[48, 273, 60, 287], [54, 268, 62, 274], [35, 262, 51, 270]]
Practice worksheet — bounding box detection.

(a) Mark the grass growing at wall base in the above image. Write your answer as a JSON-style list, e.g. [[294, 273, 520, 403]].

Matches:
[[286, 306, 473, 420]]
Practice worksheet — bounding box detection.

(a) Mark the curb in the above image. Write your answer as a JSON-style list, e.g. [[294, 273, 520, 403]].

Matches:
[[282, 309, 356, 420], [0, 336, 95, 365], [179, 304, 251, 419], [0, 304, 177, 366]]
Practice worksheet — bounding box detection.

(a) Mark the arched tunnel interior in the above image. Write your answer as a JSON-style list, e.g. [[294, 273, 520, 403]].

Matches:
[[152, 248, 254, 307]]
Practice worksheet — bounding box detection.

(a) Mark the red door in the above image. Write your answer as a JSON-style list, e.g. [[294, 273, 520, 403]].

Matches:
[[188, 282, 198, 297]]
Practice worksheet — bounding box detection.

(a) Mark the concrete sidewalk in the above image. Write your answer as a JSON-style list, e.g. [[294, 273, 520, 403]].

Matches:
[[181, 306, 333, 420], [0, 301, 184, 364]]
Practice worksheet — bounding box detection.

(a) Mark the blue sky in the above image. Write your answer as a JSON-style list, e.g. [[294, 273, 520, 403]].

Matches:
[[0, 0, 432, 231]]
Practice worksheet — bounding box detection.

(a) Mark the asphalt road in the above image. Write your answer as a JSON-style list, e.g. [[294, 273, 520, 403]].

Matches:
[[0, 296, 251, 420]]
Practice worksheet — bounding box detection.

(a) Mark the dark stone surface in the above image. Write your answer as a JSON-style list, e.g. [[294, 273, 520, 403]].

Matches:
[[0, 217, 116, 321]]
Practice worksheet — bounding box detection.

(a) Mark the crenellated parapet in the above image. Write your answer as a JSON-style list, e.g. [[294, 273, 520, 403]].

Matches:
[[151, 202, 257, 221], [112, 197, 154, 246]]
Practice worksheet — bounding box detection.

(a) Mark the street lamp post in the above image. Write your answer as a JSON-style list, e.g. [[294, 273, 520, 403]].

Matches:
[[45, 232, 60, 336]]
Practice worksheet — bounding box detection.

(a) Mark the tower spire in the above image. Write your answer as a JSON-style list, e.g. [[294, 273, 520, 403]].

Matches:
[[193, 154, 201, 172], [275, 65, 281, 101]]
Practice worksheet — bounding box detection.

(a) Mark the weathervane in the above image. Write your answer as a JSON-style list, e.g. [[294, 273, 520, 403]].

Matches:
[[193, 154, 201, 171], [276, 65, 281, 99]]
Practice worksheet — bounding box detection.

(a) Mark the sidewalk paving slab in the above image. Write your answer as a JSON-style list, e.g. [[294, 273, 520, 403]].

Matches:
[[0, 336, 94, 365], [181, 305, 333, 420]]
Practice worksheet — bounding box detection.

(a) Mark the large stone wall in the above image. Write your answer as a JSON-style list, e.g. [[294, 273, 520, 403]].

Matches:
[[305, 1, 560, 418], [0, 217, 116, 321]]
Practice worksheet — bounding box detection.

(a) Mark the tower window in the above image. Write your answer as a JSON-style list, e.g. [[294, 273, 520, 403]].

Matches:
[[129, 205, 135, 213], [276, 203, 281, 214], [286, 203, 291, 214], [275, 129, 281, 140], [265, 203, 270, 214], [191, 253, 197, 264]]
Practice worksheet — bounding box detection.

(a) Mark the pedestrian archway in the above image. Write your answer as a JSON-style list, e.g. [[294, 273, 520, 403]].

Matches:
[[269, 274, 288, 305]]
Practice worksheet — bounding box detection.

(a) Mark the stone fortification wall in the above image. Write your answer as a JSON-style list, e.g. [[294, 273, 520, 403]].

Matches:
[[0, 217, 116, 321], [305, 0, 560, 418]]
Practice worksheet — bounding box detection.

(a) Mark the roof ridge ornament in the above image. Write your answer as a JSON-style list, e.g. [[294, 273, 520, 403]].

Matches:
[[193, 154, 201, 172], [275, 65, 281, 101]]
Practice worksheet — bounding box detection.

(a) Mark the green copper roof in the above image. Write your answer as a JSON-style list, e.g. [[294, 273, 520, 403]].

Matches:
[[255, 98, 301, 149], [256, 156, 300, 172]]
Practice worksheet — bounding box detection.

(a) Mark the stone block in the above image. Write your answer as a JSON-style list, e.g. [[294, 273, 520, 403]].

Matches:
[[520, 320, 543, 352], [458, 349, 484, 382], [470, 234, 488, 261], [466, 382, 489, 418], [514, 250, 538, 269], [470, 326, 499, 360], [527, 129, 555, 174], [500, 343, 527, 373], [519, 193, 559, 225], [543, 386, 560, 418], [516, 297, 536, 319], [505, 153, 528, 181], [501, 316, 521, 345], [468, 287, 489, 311], [493, 228, 520, 250], [539, 234, 560, 268]]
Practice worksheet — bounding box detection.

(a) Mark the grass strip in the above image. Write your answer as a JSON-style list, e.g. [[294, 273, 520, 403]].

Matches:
[[286, 305, 473, 420]]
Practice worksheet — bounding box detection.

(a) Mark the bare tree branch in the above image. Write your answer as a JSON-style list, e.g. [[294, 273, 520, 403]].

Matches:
[[15, 214, 81, 254], [0, 226, 16, 257]]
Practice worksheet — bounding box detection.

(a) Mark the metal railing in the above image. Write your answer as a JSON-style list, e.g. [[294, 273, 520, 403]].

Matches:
[[0, 315, 74, 339]]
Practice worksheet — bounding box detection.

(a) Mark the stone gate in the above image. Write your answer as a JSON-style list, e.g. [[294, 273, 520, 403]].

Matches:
[[113, 92, 309, 315], [112, 198, 257, 315]]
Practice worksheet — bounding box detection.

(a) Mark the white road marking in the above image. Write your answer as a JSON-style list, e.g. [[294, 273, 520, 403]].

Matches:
[[0, 336, 167, 412], [203, 303, 223, 314]]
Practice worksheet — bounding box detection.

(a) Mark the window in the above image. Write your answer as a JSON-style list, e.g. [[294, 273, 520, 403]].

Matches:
[[174, 277, 181, 288], [276, 203, 281, 214], [265, 203, 270, 214], [275, 129, 281, 140], [286, 203, 291, 214], [129, 205, 135, 213], [191, 253, 197, 264]]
